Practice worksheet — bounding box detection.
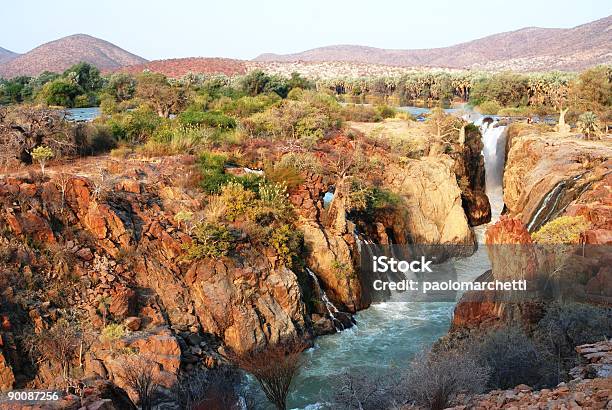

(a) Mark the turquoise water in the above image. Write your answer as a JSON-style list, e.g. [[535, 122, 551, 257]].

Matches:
[[286, 237, 492, 409]]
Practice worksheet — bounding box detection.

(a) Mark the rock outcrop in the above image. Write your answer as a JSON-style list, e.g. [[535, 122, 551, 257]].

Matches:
[[503, 132, 611, 238], [383, 157, 475, 247]]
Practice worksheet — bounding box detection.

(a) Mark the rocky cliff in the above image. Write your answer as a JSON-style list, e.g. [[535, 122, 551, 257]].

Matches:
[[503, 131, 611, 241], [0, 127, 479, 395], [451, 131, 612, 331]]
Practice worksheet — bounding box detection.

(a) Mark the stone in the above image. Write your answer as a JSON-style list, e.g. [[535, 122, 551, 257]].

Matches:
[[124, 316, 141, 331]]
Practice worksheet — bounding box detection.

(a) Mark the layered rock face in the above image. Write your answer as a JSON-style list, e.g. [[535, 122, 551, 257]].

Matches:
[[451, 125, 491, 226], [503, 132, 612, 240]]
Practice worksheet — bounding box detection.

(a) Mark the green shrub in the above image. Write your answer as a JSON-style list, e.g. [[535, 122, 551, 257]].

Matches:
[[198, 152, 230, 193], [185, 222, 236, 259], [105, 107, 162, 144], [100, 323, 126, 342], [477, 101, 502, 115], [215, 94, 280, 118], [375, 104, 396, 119], [220, 182, 257, 221], [340, 104, 382, 122], [268, 224, 303, 268], [178, 109, 236, 129]]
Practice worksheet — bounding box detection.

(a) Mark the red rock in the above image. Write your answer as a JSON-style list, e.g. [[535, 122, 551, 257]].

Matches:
[[124, 316, 141, 331], [0, 349, 14, 392], [76, 247, 94, 261]]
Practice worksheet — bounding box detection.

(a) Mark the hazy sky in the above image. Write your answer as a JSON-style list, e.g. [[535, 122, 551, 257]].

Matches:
[[2, 0, 611, 60]]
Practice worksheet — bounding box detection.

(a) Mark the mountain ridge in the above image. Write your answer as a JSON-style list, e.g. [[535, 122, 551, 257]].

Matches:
[[0, 34, 147, 78], [0, 47, 18, 65], [254, 15, 612, 71]]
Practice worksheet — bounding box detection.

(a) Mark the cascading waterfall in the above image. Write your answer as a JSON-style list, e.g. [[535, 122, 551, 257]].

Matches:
[[306, 268, 345, 331], [476, 117, 508, 221], [526, 173, 586, 232]]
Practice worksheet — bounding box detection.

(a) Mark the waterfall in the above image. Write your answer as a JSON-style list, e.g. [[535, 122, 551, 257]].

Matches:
[[477, 118, 508, 221], [306, 268, 345, 331], [526, 173, 585, 232]]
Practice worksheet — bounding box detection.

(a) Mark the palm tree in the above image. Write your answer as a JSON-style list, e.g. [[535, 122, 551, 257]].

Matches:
[[577, 111, 600, 139]]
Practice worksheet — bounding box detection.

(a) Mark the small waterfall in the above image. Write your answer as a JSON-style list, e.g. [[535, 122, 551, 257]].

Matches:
[[306, 268, 345, 331], [526, 173, 585, 232], [477, 118, 508, 221]]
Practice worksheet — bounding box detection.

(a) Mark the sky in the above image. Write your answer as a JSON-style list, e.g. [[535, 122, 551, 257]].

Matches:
[[2, 0, 611, 60]]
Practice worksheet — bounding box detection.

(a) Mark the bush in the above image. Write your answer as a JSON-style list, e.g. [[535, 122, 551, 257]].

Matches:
[[340, 104, 382, 122], [403, 349, 489, 410], [375, 104, 396, 119], [534, 302, 612, 359], [198, 152, 230, 193], [214, 94, 280, 118], [277, 152, 322, 174], [110, 146, 133, 159], [178, 109, 236, 129], [268, 224, 303, 268], [477, 100, 502, 115], [105, 107, 162, 144], [220, 182, 257, 221], [468, 326, 556, 389], [532, 215, 590, 244], [264, 163, 304, 190], [77, 123, 117, 154], [185, 222, 236, 259]]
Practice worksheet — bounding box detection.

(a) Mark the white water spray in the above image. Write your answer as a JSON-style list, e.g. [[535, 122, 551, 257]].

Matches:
[[306, 268, 345, 331], [476, 118, 508, 221]]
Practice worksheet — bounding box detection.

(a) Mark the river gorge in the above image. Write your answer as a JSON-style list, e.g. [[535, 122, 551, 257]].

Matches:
[[284, 113, 509, 409]]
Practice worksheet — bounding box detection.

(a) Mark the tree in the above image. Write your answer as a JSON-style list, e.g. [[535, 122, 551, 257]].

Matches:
[[240, 70, 271, 96], [31, 145, 54, 176], [576, 111, 601, 139], [106, 73, 137, 102], [119, 355, 160, 410], [38, 79, 81, 107], [229, 341, 306, 410], [0, 106, 74, 167], [63, 62, 103, 92], [136, 72, 186, 117], [426, 107, 463, 142]]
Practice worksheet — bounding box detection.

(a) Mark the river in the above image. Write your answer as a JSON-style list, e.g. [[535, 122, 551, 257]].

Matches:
[[284, 113, 508, 409]]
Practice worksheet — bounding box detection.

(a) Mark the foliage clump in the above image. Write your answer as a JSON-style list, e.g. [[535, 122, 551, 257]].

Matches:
[[532, 215, 590, 244], [185, 222, 236, 259]]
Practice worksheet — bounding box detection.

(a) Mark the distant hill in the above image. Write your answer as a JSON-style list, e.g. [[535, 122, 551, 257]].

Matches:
[[120, 57, 247, 77], [255, 15, 612, 72], [0, 34, 147, 78], [0, 47, 18, 65]]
